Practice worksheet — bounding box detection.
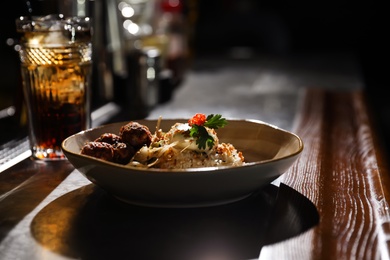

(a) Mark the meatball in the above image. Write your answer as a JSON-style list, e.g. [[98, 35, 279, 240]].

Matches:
[[80, 142, 114, 162], [112, 142, 136, 164], [119, 121, 153, 149], [94, 133, 122, 145]]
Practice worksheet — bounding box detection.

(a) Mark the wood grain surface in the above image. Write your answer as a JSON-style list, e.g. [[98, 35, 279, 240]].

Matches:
[[260, 88, 390, 259]]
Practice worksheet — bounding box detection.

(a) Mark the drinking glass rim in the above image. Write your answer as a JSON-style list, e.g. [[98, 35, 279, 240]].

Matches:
[[16, 14, 92, 33]]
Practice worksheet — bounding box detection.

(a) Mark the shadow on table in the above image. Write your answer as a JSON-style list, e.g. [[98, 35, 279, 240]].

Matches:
[[0, 160, 74, 243], [30, 183, 319, 260]]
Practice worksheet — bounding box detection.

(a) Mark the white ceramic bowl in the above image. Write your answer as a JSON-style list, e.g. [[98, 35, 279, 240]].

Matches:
[[62, 119, 303, 207]]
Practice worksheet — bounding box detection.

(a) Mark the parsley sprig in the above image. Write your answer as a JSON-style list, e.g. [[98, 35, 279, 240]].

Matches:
[[189, 114, 228, 149]]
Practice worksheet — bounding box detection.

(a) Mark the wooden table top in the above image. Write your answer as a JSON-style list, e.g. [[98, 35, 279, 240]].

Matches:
[[260, 88, 390, 259], [1, 55, 389, 260]]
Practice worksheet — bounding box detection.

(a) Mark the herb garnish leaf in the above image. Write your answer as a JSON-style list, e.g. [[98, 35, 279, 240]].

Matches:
[[189, 114, 228, 149], [204, 114, 228, 129]]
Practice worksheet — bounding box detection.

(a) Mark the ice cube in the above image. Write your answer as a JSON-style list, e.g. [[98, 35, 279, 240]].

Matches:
[[44, 31, 68, 45], [32, 14, 64, 31]]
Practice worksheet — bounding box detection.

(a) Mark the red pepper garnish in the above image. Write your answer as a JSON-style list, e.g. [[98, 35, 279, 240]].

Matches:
[[188, 113, 206, 126]]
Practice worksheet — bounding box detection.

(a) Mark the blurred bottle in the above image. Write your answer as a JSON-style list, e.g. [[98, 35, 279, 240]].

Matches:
[[111, 0, 190, 118], [141, 0, 190, 103], [159, 0, 189, 88], [111, 0, 158, 118]]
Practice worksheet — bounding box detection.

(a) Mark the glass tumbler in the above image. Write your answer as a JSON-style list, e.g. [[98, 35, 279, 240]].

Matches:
[[16, 14, 92, 160]]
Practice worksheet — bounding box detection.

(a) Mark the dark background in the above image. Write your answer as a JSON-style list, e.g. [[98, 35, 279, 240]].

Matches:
[[1, 0, 389, 150], [193, 0, 366, 55]]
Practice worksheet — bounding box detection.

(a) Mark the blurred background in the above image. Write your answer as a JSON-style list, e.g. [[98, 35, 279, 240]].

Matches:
[[0, 0, 389, 154]]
